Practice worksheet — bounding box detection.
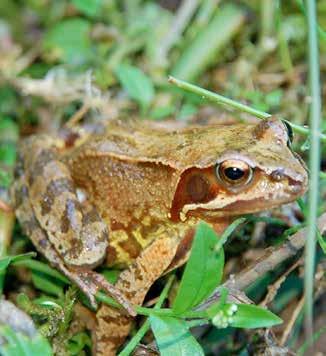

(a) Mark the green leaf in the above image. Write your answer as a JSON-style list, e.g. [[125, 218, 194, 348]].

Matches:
[[0, 88, 18, 116], [172, 222, 224, 314], [0, 117, 19, 142], [149, 106, 175, 120], [43, 18, 92, 65], [317, 229, 326, 254], [71, 0, 101, 17], [115, 64, 155, 111], [177, 102, 198, 120], [225, 304, 282, 329], [31, 272, 64, 297], [0, 253, 36, 272], [149, 315, 204, 356], [0, 325, 52, 356], [0, 142, 16, 166], [171, 4, 245, 81], [0, 257, 11, 272], [67, 331, 91, 355], [12, 259, 69, 284], [0, 170, 11, 188], [101, 269, 120, 284]]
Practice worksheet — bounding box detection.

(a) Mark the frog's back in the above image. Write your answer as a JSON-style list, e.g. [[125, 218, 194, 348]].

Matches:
[[78, 119, 252, 169]]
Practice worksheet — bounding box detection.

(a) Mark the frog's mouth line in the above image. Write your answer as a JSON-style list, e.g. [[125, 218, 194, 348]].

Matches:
[[186, 198, 290, 220]]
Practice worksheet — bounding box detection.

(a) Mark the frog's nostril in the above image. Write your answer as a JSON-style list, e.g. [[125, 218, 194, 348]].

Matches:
[[271, 169, 285, 181]]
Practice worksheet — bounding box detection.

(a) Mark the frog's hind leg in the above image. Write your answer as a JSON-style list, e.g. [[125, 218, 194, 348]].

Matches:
[[12, 141, 133, 313], [19, 136, 109, 269], [95, 236, 179, 356], [12, 168, 115, 309], [12, 174, 91, 298]]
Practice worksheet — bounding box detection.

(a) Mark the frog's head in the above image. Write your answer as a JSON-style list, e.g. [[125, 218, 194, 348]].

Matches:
[[170, 118, 308, 221]]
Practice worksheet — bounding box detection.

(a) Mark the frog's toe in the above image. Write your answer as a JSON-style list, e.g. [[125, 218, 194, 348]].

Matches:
[[70, 269, 135, 316], [88, 272, 136, 316], [64, 268, 99, 309]]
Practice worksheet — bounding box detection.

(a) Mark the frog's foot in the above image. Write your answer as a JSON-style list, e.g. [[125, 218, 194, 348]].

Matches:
[[68, 268, 135, 316], [95, 236, 179, 356]]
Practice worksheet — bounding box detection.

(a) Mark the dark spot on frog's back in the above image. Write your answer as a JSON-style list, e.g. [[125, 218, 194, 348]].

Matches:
[[61, 213, 70, 234], [29, 149, 56, 186], [106, 245, 117, 265], [119, 237, 142, 260], [14, 184, 29, 208], [14, 153, 25, 179], [61, 198, 82, 233], [252, 120, 272, 140], [82, 207, 101, 225], [41, 178, 75, 216], [100, 229, 108, 242], [23, 217, 40, 235], [38, 237, 50, 249]]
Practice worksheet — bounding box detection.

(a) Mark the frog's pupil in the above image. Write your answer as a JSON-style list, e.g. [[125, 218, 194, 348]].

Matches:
[[224, 167, 244, 180]]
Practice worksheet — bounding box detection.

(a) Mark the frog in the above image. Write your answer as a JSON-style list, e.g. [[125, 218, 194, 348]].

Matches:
[[11, 117, 308, 355]]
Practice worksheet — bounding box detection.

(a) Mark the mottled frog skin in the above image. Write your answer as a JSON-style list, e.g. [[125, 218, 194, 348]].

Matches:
[[11, 118, 308, 355]]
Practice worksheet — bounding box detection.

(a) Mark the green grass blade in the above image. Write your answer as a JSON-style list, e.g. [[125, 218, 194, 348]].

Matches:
[[171, 4, 246, 81], [168, 76, 326, 142], [304, 0, 322, 343]]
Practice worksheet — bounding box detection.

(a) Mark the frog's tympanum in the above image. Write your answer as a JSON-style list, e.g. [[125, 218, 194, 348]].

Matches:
[[12, 117, 308, 355]]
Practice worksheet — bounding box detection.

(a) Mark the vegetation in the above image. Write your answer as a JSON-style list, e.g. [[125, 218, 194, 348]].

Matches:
[[0, 0, 325, 355]]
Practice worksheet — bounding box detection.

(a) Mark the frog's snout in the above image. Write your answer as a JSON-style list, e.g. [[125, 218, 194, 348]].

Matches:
[[289, 178, 308, 196], [270, 165, 308, 199], [286, 169, 308, 198]]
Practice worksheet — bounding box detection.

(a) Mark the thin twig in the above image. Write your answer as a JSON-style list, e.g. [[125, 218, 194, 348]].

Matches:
[[281, 266, 325, 348], [280, 296, 305, 346], [260, 259, 302, 308], [64, 103, 90, 128]]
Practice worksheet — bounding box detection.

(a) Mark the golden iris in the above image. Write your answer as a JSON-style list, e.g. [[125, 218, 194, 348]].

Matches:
[[216, 160, 253, 187]]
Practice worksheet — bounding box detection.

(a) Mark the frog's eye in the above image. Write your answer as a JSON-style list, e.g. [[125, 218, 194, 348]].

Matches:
[[282, 120, 294, 145], [216, 160, 253, 188]]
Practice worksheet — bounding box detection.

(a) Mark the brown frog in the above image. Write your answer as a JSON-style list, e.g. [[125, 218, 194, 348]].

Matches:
[[11, 117, 307, 355]]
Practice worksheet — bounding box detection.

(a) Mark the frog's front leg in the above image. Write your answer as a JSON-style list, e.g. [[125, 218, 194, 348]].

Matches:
[[94, 222, 229, 355], [12, 136, 133, 313], [95, 235, 180, 355]]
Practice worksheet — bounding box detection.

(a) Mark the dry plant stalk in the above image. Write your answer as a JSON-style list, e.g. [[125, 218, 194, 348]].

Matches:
[[201, 212, 326, 308]]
